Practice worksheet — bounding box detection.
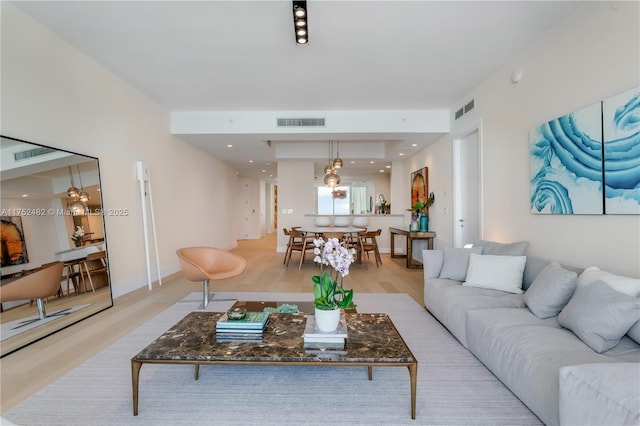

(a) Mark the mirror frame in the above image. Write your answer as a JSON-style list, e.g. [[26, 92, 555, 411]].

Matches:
[[0, 135, 113, 357]]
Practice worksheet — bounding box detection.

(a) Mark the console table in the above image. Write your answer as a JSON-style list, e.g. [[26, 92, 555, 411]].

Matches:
[[389, 227, 436, 269]]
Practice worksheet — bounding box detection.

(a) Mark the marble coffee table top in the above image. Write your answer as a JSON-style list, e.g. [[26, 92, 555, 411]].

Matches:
[[133, 311, 415, 363]]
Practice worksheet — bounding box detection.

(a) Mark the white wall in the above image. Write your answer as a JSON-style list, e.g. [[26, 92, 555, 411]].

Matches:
[[415, 2, 640, 276], [1, 4, 240, 297], [277, 160, 315, 250]]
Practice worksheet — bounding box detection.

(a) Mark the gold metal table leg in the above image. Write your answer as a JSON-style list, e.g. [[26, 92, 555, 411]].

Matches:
[[131, 360, 142, 416]]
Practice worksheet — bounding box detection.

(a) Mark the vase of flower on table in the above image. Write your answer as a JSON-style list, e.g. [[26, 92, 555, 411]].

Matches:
[[311, 236, 357, 332]]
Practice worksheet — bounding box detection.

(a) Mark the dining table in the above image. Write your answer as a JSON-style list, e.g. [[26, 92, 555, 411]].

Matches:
[[295, 226, 367, 264]]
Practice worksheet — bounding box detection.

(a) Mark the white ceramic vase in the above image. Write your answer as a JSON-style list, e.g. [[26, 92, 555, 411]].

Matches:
[[314, 307, 341, 332]]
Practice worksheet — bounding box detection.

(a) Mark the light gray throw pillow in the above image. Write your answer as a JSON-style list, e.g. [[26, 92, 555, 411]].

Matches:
[[423, 249, 444, 279], [558, 280, 640, 353], [627, 320, 640, 345], [439, 247, 483, 281], [472, 239, 529, 256], [525, 262, 578, 319]]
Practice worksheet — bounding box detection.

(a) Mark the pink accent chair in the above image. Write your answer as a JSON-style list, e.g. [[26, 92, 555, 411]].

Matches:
[[0, 262, 64, 319], [176, 247, 247, 308]]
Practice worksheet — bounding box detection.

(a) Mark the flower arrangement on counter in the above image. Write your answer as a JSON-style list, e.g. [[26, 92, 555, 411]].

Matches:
[[71, 226, 85, 247]]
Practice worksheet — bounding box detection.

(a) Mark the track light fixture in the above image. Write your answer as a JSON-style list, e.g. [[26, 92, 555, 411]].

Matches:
[[292, 1, 308, 45]]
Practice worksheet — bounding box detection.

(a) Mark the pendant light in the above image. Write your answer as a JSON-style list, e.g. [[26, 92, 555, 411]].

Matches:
[[332, 140, 343, 169], [76, 165, 90, 203], [323, 140, 341, 187], [66, 166, 79, 199]]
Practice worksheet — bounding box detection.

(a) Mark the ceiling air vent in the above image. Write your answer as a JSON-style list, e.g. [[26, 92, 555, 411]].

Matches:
[[464, 99, 475, 113], [277, 118, 325, 127], [14, 146, 56, 161], [454, 98, 476, 120]]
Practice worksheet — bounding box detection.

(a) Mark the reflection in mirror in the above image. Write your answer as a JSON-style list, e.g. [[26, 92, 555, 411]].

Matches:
[[0, 135, 113, 357]]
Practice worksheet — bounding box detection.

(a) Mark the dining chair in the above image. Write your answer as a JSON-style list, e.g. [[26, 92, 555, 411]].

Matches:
[[176, 247, 247, 308], [285, 229, 315, 269], [321, 232, 345, 242], [283, 228, 293, 264], [0, 262, 64, 320], [359, 229, 383, 267], [81, 250, 108, 293]]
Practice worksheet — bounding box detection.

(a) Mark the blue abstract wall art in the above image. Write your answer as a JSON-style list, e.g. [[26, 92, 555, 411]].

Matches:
[[530, 87, 640, 215], [603, 88, 640, 214]]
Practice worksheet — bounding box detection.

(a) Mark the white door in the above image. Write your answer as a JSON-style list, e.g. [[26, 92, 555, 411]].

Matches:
[[453, 127, 482, 247]]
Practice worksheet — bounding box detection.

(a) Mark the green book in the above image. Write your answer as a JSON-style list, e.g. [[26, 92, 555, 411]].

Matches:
[[216, 311, 269, 330]]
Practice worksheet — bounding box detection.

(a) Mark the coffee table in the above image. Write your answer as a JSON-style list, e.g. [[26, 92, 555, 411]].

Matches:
[[131, 309, 418, 419]]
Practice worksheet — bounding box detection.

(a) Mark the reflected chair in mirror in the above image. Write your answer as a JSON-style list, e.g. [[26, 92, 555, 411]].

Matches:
[[0, 262, 64, 320], [82, 250, 108, 293], [176, 247, 247, 308], [285, 229, 315, 270], [359, 229, 383, 267]]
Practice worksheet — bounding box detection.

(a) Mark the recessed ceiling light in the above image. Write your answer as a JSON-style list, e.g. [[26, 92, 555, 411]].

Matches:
[[227, 144, 233, 148], [297, 37, 307, 44], [295, 19, 306, 27], [21, 194, 28, 197], [399, 153, 404, 156], [297, 29, 306, 37], [386, 165, 391, 168], [262, 170, 266, 173], [379, 170, 384, 173], [411, 143, 417, 147], [294, 6, 306, 18], [370, 161, 375, 164], [350, 161, 356, 164], [249, 160, 254, 163]]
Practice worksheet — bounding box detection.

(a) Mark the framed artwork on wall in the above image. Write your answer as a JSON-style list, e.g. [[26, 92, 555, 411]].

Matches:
[[603, 87, 640, 214], [411, 167, 429, 213], [1, 216, 29, 267], [530, 86, 639, 215]]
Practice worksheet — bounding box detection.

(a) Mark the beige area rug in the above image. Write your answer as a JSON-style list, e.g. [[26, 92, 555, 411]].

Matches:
[[3, 292, 542, 425]]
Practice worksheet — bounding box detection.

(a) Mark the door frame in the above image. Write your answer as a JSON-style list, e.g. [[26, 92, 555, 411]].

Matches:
[[452, 120, 484, 247]]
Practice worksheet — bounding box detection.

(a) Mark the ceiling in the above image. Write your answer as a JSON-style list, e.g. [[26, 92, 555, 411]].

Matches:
[[10, 1, 582, 182]]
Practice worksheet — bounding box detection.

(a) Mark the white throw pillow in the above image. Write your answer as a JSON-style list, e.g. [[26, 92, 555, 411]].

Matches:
[[463, 253, 527, 294], [578, 266, 640, 297]]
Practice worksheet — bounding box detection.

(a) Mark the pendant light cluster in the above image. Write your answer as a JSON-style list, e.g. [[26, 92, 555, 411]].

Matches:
[[323, 140, 344, 188], [292, 1, 308, 45], [67, 165, 90, 215]]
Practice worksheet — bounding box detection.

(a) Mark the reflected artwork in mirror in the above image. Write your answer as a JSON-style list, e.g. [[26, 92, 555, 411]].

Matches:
[[0, 135, 113, 357]]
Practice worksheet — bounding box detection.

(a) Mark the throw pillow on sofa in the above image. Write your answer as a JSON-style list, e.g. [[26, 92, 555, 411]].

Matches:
[[558, 280, 640, 353], [463, 253, 527, 294], [628, 320, 640, 345], [577, 266, 640, 297], [472, 239, 529, 256], [525, 261, 578, 319], [439, 247, 483, 281]]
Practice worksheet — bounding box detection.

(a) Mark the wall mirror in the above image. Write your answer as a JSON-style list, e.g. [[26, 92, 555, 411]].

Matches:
[[0, 135, 113, 356]]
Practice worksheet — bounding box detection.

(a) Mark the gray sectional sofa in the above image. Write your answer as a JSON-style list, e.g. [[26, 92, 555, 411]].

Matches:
[[422, 240, 640, 426]]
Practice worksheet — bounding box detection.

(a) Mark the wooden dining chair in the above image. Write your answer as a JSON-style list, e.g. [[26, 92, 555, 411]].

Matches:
[[359, 229, 383, 267], [82, 250, 108, 293], [285, 229, 315, 269], [321, 232, 345, 242]]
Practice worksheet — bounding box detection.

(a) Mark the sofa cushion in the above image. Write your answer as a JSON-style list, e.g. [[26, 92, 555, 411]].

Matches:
[[577, 266, 640, 297], [559, 363, 640, 426], [464, 253, 526, 294], [558, 280, 640, 353], [628, 321, 640, 345], [422, 249, 444, 279], [424, 278, 525, 348], [466, 308, 640, 426], [439, 247, 483, 281], [472, 239, 529, 256], [524, 262, 578, 319]]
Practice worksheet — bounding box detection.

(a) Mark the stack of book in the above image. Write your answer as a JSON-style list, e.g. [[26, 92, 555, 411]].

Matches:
[[215, 311, 269, 342], [303, 314, 348, 354]]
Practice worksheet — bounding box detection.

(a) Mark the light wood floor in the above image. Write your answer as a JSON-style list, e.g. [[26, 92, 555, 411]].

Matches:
[[0, 232, 425, 412]]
